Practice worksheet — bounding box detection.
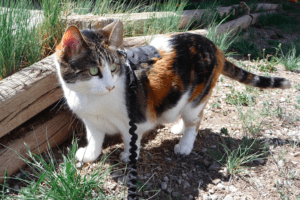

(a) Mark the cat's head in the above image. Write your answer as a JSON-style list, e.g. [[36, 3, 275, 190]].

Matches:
[[55, 20, 126, 95]]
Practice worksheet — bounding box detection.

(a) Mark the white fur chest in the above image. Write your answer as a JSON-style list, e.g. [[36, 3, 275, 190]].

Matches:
[[62, 79, 129, 134]]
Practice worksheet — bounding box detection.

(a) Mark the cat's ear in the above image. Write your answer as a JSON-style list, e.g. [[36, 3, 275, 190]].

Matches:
[[57, 26, 87, 59], [102, 20, 123, 49]]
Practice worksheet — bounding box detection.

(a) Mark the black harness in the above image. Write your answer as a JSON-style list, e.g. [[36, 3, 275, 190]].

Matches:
[[117, 45, 161, 200]]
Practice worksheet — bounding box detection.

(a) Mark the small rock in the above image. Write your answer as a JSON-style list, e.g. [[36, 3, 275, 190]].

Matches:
[[211, 194, 218, 200], [172, 192, 180, 197], [217, 183, 225, 190], [13, 185, 20, 191], [209, 162, 221, 171], [183, 181, 191, 189], [198, 179, 204, 187], [219, 167, 229, 178], [208, 188, 215, 194], [224, 194, 233, 200], [165, 157, 172, 161], [210, 145, 217, 149], [163, 176, 169, 182], [182, 173, 188, 179], [161, 182, 168, 190], [176, 178, 182, 184], [212, 178, 221, 185], [204, 159, 211, 166], [203, 194, 210, 200], [278, 160, 284, 167], [265, 130, 273, 135], [76, 162, 83, 168], [280, 97, 285, 102], [108, 183, 117, 190], [229, 185, 238, 193], [111, 171, 124, 178], [189, 195, 193, 199], [275, 179, 283, 187], [167, 188, 172, 193], [202, 148, 207, 153], [255, 159, 265, 165]]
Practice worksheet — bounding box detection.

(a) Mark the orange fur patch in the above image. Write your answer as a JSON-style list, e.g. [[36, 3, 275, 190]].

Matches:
[[146, 50, 183, 120]]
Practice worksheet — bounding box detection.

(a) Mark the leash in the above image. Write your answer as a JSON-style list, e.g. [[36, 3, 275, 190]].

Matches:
[[117, 46, 161, 200], [118, 49, 139, 200]]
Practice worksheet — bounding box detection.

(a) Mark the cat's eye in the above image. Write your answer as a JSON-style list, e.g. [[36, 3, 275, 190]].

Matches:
[[89, 67, 99, 76], [110, 64, 117, 72]]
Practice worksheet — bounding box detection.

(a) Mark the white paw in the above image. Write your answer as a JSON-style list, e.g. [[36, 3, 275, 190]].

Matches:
[[120, 151, 140, 163], [171, 119, 185, 135], [174, 144, 193, 155], [75, 147, 101, 163]]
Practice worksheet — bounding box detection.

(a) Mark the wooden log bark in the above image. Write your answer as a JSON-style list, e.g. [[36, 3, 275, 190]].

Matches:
[[0, 54, 63, 139], [0, 111, 74, 184]]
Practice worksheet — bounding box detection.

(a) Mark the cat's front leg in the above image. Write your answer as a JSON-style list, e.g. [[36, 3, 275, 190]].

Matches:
[[76, 120, 104, 163], [120, 131, 142, 163]]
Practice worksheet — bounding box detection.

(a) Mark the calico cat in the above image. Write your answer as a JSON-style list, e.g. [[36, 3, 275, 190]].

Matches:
[[54, 20, 290, 163]]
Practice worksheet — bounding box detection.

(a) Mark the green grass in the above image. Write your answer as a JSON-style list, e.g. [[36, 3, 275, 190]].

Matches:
[[280, 45, 300, 71], [0, 140, 122, 199], [0, 0, 65, 79], [207, 127, 267, 175], [259, 13, 299, 33], [225, 88, 256, 106], [229, 37, 261, 59]]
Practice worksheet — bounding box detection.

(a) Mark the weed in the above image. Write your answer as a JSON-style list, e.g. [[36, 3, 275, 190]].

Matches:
[[280, 45, 300, 71], [225, 88, 255, 106], [230, 37, 260, 59], [259, 13, 299, 33], [294, 84, 300, 91], [208, 128, 267, 175], [1, 140, 121, 199], [205, 14, 238, 55]]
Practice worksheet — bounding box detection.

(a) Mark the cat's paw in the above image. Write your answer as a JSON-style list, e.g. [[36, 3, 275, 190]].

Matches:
[[76, 147, 101, 163], [120, 151, 140, 163], [171, 119, 184, 135], [174, 144, 192, 155]]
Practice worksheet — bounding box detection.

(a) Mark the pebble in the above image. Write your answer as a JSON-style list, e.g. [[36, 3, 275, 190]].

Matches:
[[255, 159, 265, 164], [219, 167, 229, 178], [189, 195, 193, 199], [161, 182, 167, 190], [199, 179, 204, 187], [203, 194, 210, 200], [278, 160, 284, 167], [163, 176, 169, 182], [176, 178, 182, 184], [208, 188, 215, 194], [211, 194, 218, 200], [167, 188, 172, 193], [212, 178, 221, 185], [165, 157, 172, 161], [172, 192, 180, 197], [217, 183, 225, 190], [209, 162, 221, 171], [224, 194, 234, 200], [204, 159, 211, 166], [183, 181, 191, 189], [13, 185, 20, 191], [265, 130, 273, 135], [229, 185, 238, 193]]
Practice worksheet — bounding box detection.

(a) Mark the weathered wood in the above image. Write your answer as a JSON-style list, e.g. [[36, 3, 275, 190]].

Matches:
[[0, 111, 73, 184], [216, 15, 252, 35], [0, 55, 63, 138]]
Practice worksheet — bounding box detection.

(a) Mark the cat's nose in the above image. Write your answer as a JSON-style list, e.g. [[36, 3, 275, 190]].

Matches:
[[106, 86, 115, 92]]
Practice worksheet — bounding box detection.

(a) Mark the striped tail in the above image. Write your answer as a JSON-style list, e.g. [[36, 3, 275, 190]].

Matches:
[[222, 60, 291, 89]]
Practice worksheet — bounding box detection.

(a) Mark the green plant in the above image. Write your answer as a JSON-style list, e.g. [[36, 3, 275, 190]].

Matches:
[[230, 37, 260, 59], [1, 140, 121, 199], [205, 15, 238, 55], [259, 13, 299, 33], [225, 88, 255, 106], [280, 45, 300, 71], [208, 128, 267, 175]]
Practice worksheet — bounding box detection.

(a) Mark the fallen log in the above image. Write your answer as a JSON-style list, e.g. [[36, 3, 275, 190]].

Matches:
[[0, 110, 74, 183]]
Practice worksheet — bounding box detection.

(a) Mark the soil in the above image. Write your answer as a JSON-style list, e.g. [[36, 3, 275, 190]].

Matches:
[[3, 1, 300, 200]]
